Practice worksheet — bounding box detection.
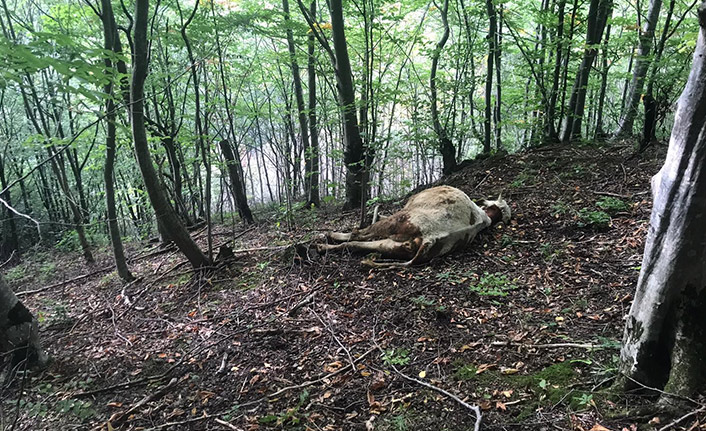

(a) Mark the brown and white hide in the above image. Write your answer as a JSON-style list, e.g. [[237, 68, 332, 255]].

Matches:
[[318, 186, 510, 267]]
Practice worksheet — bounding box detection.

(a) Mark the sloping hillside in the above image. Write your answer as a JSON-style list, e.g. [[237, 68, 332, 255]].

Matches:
[[4, 143, 669, 430]]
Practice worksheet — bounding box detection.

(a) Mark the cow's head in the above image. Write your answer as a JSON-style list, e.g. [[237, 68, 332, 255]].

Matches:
[[480, 193, 511, 225]]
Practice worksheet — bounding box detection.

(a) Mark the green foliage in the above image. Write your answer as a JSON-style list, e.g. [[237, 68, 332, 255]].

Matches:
[[596, 197, 630, 213], [577, 208, 611, 228], [469, 272, 517, 297], [382, 348, 411, 366], [411, 295, 435, 308]]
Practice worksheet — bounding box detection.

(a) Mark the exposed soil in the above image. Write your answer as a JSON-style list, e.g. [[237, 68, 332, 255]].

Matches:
[[4, 143, 691, 431]]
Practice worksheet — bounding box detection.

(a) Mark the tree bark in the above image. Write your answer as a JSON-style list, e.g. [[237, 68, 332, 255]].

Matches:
[[131, 0, 210, 268], [100, 0, 134, 282], [484, 0, 497, 154], [560, 0, 612, 143], [329, 0, 365, 209], [430, 0, 457, 174], [307, 0, 320, 206], [613, 0, 663, 138], [618, 1, 706, 403], [218, 140, 255, 224], [0, 273, 48, 371], [283, 0, 312, 202]]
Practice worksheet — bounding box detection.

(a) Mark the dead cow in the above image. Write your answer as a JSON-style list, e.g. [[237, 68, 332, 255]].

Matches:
[[318, 185, 511, 267]]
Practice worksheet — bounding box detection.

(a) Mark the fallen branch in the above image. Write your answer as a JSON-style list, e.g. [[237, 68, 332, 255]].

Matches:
[[658, 404, 706, 431], [491, 341, 605, 349], [237, 347, 376, 408], [214, 418, 244, 430], [374, 345, 482, 431], [104, 375, 184, 428], [16, 265, 114, 296]]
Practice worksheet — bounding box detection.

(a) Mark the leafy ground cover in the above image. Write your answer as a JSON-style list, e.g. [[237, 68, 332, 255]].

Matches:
[[4, 144, 685, 430]]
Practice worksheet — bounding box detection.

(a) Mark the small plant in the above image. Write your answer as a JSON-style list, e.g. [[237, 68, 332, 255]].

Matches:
[[469, 272, 517, 297], [435, 269, 463, 284], [4, 265, 27, 282], [500, 234, 515, 247], [411, 295, 435, 308], [596, 196, 630, 213], [550, 201, 571, 217], [510, 170, 534, 188], [39, 262, 56, 283], [573, 393, 594, 409], [382, 348, 410, 366], [454, 364, 478, 380], [577, 208, 611, 228]]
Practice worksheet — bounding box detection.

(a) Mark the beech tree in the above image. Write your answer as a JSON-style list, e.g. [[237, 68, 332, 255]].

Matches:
[[619, 0, 706, 401], [131, 0, 210, 268], [0, 273, 48, 371], [613, 0, 663, 138]]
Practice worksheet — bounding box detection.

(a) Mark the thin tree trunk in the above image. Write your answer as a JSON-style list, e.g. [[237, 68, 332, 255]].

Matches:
[[484, 0, 497, 154], [614, 0, 664, 138], [307, 0, 321, 206], [430, 0, 457, 173], [99, 0, 134, 281], [131, 0, 210, 268], [561, 0, 612, 143]]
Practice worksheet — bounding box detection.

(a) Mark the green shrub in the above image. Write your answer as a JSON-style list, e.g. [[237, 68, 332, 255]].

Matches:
[[577, 208, 611, 228], [596, 196, 630, 213]]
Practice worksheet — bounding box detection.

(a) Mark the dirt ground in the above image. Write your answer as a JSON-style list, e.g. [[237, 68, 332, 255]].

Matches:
[[4, 143, 695, 431]]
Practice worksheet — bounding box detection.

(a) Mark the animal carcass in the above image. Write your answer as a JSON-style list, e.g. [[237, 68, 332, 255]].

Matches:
[[318, 185, 510, 267]]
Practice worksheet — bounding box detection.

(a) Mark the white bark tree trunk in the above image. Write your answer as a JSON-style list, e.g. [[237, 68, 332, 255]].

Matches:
[[619, 1, 706, 402]]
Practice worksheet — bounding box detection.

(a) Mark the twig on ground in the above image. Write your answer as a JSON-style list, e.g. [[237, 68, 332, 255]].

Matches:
[[0, 251, 16, 269], [287, 291, 317, 316], [311, 308, 356, 371], [658, 404, 706, 431], [490, 341, 604, 349], [214, 418, 245, 430], [373, 340, 483, 431], [237, 347, 376, 409], [105, 375, 184, 428], [16, 266, 114, 296], [373, 343, 482, 431]]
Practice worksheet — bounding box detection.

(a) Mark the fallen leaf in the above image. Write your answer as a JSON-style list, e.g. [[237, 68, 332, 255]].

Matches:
[[418, 370, 427, 378], [589, 424, 611, 431]]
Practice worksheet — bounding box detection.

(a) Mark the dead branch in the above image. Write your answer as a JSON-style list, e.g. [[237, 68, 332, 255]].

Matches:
[[490, 341, 605, 349], [16, 266, 115, 296], [658, 404, 706, 431], [373, 345, 482, 431], [104, 375, 184, 428], [237, 347, 376, 409]]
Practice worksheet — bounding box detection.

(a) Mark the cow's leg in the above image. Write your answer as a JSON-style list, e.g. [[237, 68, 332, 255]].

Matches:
[[318, 238, 416, 259], [362, 240, 432, 268], [328, 232, 353, 242]]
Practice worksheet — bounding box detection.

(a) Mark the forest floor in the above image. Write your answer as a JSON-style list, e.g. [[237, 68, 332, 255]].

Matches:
[[3, 143, 689, 431]]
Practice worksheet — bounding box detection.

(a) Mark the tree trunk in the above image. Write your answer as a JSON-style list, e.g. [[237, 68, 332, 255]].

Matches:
[[329, 0, 365, 209], [307, 0, 321, 207], [560, 0, 612, 143], [100, 0, 134, 282], [283, 0, 312, 203], [430, 0, 457, 174], [619, 1, 706, 403], [0, 273, 49, 371], [613, 0, 663, 138], [545, 0, 565, 143], [219, 140, 255, 224], [594, 23, 611, 139], [494, 5, 503, 151], [131, 0, 210, 268], [484, 0, 497, 154]]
